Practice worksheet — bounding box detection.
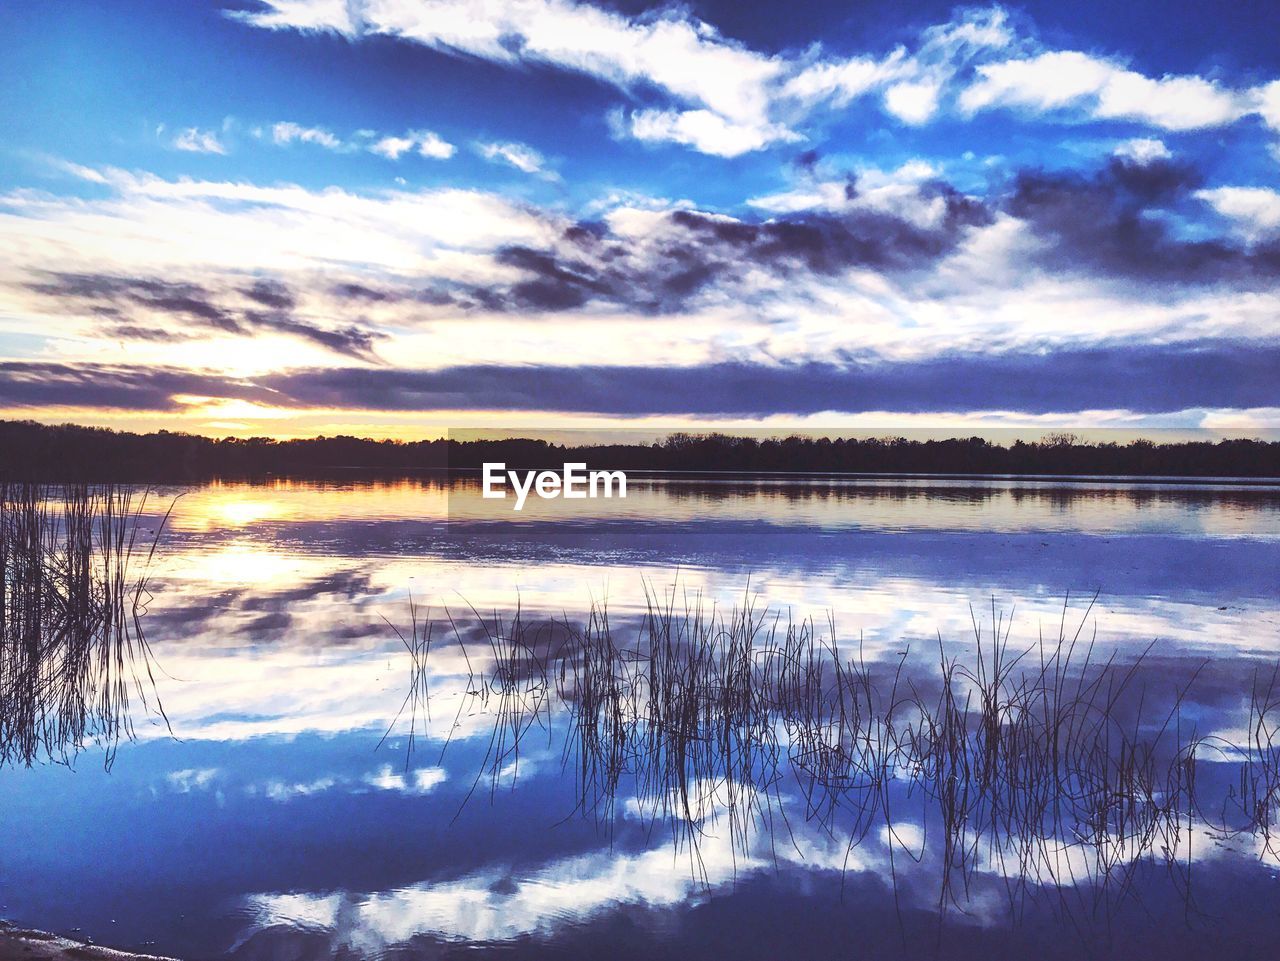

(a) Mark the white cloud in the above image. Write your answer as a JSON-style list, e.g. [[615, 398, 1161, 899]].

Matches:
[[227, 0, 804, 155], [960, 51, 1249, 130], [1113, 137, 1171, 163], [627, 108, 801, 158], [234, 0, 785, 129], [413, 766, 449, 791], [173, 127, 227, 155], [0, 164, 562, 370], [232, 0, 361, 33], [365, 764, 449, 793], [271, 121, 343, 149], [223, 0, 951, 154], [476, 140, 554, 176], [1195, 186, 1280, 242], [0, 165, 555, 276], [263, 776, 338, 801], [4, 158, 1280, 395], [414, 131, 455, 159], [371, 129, 455, 160], [46, 157, 110, 184], [748, 159, 945, 227], [1096, 71, 1247, 129], [1256, 79, 1280, 130], [229, 2, 1278, 154], [167, 767, 220, 792], [883, 80, 941, 125], [370, 134, 416, 160], [245, 822, 769, 945], [779, 54, 906, 109]]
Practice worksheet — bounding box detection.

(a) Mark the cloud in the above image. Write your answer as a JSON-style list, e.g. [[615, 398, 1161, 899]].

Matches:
[[251, 766, 450, 800], [391, 172, 989, 315], [45, 157, 110, 184], [5, 340, 1274, 416], [626, 108, 801, 158], [3, 157, 1279, 395], [959, 51, 1250, 130], [365, 764, 448, 793], [27, 273, 242, 331], [0, 362, 272, 410], [244, 279, 296, 310], [780, 54, 907, 110], [24, 272, 384, 360], [1195, 186, 1280, 243], [1257, 79, 1280, 130], [232, 0, 788, 150], [167, 768, 220, 792], [263, 777, 338, 801], [475, 140, 554, 177], [883, 80, 942, 125], [229, 3, 1279, 156], [370, 129, 455, 160], [243, 827, 764, 945], [270, 120, 343, 149], [1007, 157, 1280, 284], [246, 308, 384, 359], [257, 122, 455, 159], [499, 177, 986, 310], [0, 165, 555, 275], [172, 127, 228, 154], [748, 159, 947, 223], [227, 2, 1001, 155], [1113, 138, 1171, 164], [244, 343, 1280, 416]]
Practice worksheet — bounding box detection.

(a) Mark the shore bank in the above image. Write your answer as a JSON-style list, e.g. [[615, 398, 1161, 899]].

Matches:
[[0, 924, 177, 961]]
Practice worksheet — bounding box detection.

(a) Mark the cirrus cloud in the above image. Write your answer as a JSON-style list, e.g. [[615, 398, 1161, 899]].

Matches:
[[229, 2, 1280, 157]]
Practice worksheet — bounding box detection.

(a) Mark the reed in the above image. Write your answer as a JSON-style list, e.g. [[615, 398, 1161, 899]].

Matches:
[[389, 583, 1280, 916], [0, 481, 170, 768]]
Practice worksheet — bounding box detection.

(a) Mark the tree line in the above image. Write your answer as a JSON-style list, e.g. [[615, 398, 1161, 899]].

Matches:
[[1, 420, 1277, 481]]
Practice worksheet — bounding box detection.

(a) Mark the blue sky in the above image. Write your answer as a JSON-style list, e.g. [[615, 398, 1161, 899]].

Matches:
[[1, 0, 1278, 436]]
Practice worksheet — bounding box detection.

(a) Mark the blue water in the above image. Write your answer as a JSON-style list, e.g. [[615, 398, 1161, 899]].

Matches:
[[2, 476, 1278, 959]]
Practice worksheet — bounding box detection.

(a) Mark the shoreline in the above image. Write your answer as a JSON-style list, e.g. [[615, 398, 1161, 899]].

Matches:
[[0, 924, 177, 961]]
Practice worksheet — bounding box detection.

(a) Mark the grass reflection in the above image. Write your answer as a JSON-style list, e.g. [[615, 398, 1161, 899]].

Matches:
[[388, 584, 1280, 923], [0, 482, 171, 768]]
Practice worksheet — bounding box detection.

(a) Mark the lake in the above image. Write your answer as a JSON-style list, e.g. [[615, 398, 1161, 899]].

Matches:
[[2, 474, 1279, 959]]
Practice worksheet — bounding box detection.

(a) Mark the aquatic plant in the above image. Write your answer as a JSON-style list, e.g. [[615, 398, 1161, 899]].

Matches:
[[0, 482, 170, 768], [386, 584, 1280, 920]]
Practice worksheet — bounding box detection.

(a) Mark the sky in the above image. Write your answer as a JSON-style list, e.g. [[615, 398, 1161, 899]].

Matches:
[[1, 0, 1278, 439]]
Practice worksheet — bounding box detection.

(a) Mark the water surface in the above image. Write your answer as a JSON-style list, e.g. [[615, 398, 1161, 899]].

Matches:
[[2, 475, 1278, 959]]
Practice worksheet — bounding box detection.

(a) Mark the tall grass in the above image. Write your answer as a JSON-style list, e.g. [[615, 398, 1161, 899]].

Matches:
[[389, 584, 1280, 909], [0, 481, 170, 768]]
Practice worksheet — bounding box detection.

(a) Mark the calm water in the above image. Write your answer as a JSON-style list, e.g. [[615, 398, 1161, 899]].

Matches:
[[3, 475, 1279, 959]]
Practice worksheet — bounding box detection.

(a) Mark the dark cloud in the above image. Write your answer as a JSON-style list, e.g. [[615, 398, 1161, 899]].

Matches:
[[0, 363, 273, 411], [670, 185, 989, 275], [243, 279, 296, 310], [424, 180, 995, 315], [28, 272, 243, 332], [332, 282, 398, 303], [6, 340, 1266, 416], [104, 324, 188, 342], [432, 157, 1272, 318], [793, 149, 821, 171], [26, 272, 381, 360], [243, 310, 382, 361], [493, 245, 615, 310], [1008, 157, 1280, 284], [456, 159, 1275, 312], [251, 340, 1276, 415]]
